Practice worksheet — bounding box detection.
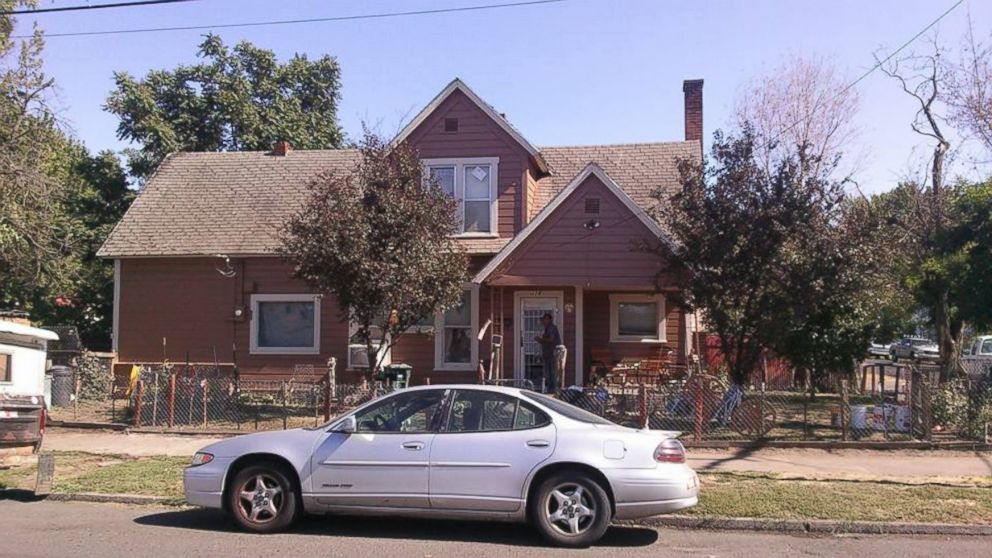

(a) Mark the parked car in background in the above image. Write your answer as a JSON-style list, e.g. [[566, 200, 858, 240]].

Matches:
[[183, 385, 699, 547], [889, 337, 940, 362], [963, 335, 992, 380], [867, 341, 892, 359]]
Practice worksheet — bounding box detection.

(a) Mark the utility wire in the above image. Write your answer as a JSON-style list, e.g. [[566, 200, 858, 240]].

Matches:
[[550, 0, 966, 250], [759, 0, 964, 151], [1, 0, 197, 16], [12, 0, 567, 39]]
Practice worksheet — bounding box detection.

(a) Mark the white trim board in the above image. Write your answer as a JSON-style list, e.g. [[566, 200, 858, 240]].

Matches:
[[391, 78, 548, 174], [473, 163, 676, 284]]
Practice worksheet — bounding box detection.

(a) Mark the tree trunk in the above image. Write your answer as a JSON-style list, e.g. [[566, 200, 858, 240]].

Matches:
[[933, 288, 964, 382]]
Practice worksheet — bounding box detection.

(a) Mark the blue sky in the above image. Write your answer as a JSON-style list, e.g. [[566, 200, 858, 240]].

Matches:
[[15, 0, 992, 193]]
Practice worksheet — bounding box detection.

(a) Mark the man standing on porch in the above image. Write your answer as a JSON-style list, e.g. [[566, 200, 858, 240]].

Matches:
[[535, 313, 562, 393]]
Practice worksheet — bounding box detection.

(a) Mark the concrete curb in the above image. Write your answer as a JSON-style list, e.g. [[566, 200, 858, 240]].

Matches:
[[635, 515, 992, 536], [45, 492, 175, 506], [47, 421, 129, 431]]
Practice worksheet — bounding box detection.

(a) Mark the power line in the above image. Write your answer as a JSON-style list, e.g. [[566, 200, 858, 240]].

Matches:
[[1, 0, 197, 16], [760, 0, 964, 151], [12, 0, 567, 39], [556, 0, 967, 249]]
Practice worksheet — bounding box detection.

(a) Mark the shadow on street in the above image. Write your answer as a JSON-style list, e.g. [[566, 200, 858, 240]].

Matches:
[[133, 507, 660, 548]]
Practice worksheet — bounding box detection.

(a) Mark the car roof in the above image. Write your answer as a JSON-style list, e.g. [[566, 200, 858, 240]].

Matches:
[[400, 383, 526, 395]]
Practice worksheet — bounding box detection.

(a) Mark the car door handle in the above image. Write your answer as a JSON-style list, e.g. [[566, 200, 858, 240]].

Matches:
[[402, 441, 425, 451], [526, 440, 551, 448]]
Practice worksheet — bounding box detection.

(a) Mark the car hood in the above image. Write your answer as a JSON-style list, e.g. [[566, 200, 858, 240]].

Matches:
[[195, 428, 324, 458]]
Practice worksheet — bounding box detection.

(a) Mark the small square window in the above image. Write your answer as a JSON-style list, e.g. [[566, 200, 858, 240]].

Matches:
[[444, 117, 459, 132]]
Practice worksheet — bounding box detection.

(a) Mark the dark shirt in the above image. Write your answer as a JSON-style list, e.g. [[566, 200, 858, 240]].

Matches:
[[542, 323, 561, 357]]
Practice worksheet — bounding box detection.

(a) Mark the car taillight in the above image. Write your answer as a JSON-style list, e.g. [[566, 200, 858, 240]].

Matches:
[[654, 438, 685, 464]]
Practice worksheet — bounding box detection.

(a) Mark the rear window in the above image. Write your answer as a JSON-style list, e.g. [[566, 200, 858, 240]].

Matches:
[[521, 392, 615, 425]]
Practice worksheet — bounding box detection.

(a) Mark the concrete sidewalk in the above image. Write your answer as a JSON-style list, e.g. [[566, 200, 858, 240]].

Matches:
[[687, 447, 992, 482], [43, 428, 992, 482]]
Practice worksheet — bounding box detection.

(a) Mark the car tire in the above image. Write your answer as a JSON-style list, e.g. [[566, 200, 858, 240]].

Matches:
[[228, 462, 299, 534], [890, 352, 898, 363], [909, 352, 916, 361], [530, 472, 611, 548]]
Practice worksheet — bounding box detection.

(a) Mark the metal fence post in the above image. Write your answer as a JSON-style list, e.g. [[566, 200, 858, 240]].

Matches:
[[167, 373, 176, 429], [134, 380, 144, 426], [639, 384, 647, 429], [693, 379, 703, 443], [202, 378, 209, 428], [840, 379, 850, 441], [152, 370, 159, 427], [282, 381, 289, 430]]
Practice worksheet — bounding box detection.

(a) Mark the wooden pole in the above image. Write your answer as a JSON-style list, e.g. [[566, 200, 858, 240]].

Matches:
[[840, 379, 850, 441]]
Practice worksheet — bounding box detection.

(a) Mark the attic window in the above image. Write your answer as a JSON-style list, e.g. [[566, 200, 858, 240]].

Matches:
[[585, 198, 601, 214], [444, 117, 459, 132]]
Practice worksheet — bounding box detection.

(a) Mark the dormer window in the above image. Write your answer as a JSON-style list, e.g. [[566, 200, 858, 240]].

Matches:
[[424, 157, 499, 236]]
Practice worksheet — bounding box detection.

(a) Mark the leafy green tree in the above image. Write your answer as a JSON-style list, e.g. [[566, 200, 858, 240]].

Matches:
[[660, 127, 887, 387], [106, 34, 345, 181], [281, 132, 468, 374], [951, 180, 992, 331], [0, 2, 132, 347]]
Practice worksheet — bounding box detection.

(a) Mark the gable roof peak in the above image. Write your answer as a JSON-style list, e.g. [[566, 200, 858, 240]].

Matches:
[[391, 78, 548, 173]]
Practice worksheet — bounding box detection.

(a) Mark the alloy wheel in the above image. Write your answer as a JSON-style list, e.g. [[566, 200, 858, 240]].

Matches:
[[236, 473, 284, 525], [545, 482, 597, 536]]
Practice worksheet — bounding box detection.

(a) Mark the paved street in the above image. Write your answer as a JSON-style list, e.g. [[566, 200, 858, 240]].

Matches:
[[0, 499, 988, 558]]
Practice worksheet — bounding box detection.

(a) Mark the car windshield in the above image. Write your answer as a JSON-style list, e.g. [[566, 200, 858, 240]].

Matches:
[[521, 391, 615, 425]]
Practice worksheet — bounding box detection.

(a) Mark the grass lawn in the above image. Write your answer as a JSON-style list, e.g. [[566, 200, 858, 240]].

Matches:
[[692, 472, 992, 524], [4, 453, 992, 525]]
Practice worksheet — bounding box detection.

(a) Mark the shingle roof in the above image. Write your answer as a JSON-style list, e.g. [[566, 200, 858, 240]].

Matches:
[[98, 141, 699, 258], [535, 141, 699, 221]]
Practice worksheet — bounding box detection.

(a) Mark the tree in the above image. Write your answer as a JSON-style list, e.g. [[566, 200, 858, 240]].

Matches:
[[0, 2, 132, 346], [659, 127, 869, 386], [281, 132, 468, 374], [879, 42, 964, 381], [734, 54, 861, 179], [0, 0, 77, 307], [106, 34, 345, 181], [945, 18, 992, 159]]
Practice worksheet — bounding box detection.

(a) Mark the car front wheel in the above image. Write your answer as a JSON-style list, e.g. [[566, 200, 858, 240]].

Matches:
[[530, 472, 611, 548], [228, 463, 299, 533]]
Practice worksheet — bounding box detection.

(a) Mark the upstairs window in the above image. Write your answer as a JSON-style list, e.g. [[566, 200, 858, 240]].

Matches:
[[424, 157, 499, 236]]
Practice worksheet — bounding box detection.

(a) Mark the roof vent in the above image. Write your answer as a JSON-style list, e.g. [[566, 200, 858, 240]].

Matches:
[[585, 198, 601, 214], [444, 117, 459, 132], [271, 140, 292, 156]]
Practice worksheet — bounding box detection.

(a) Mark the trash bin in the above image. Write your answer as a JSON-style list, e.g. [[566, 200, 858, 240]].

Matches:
[[50, 365, 74, 407], [381, 363, 413, 389]]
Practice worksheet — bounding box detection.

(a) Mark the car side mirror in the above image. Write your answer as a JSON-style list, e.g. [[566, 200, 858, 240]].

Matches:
[[330, 416, 356, 434]]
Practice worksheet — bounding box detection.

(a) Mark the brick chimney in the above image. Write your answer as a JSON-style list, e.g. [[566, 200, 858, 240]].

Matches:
[[682, 79, 704, 143], [271, 140, 292, 156]]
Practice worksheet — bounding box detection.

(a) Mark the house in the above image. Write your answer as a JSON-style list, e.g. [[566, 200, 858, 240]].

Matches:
[[97, 78, 704, 386]]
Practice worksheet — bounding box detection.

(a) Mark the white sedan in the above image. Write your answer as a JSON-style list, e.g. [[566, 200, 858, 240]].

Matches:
[[183, 384, 698, 547]]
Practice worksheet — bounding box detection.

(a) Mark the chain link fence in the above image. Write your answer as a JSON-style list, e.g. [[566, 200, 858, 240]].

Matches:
[[553, 362, 992, 443]]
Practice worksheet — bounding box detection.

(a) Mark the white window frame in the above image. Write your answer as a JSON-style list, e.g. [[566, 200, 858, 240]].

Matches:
[[249, 294, 321, 355], [422, 157, 499, 237], [434, 284, 480, 371], [347, 320, 392, 370], [609, 293, 667, 343]]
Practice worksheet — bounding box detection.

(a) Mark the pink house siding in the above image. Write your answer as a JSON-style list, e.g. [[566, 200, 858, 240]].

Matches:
[[404, 88, 533, 236], [486, 174, 677, 289]]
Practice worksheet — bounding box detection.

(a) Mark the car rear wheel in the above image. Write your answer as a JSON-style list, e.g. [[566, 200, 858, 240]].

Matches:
[[228, 463, 299, 533], [530, 472, 611, 548]]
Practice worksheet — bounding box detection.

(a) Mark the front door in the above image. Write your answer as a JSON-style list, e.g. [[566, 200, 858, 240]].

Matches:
[[429, 389, 556, 512], [310, 389, 446, 508], [516, 293, 563, 384]]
